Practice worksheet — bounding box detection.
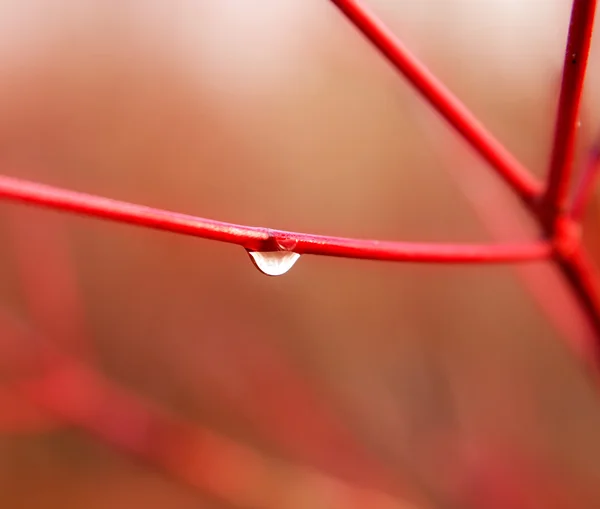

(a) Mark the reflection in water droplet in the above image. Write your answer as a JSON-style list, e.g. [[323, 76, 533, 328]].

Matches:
[[247, 250, 300, 276], [275, 236, 298, 251]]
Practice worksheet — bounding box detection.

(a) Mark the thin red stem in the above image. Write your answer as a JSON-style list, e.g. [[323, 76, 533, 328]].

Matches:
[[0, 175, 551, 264], [0, 298, 422, 507], [411, 104, 598, 358], [5, 209, 92, 359], [329, 0, 600, 368], [571, 142, 600, 220], [555, 247, 600, 362], [329, 0, 542, 205], [544, 0, 597, 226], [0, 310, 60, 434], [0, 2, 599, 507], [10, 351, 418, 509]]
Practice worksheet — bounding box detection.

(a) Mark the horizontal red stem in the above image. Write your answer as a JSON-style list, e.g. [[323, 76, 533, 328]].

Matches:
[[329, 0, 542, 205], [544, 0, 597, 223], [0, 175, 551, 264]]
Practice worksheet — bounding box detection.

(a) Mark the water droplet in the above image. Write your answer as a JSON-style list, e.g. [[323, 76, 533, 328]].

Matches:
[[577, 120, 582, 128], [275, 236, 298, 251], [247, 250, 300, 276]]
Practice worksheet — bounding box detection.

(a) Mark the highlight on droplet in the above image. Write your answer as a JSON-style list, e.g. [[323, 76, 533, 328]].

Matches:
[[246, 250, 300, 276]]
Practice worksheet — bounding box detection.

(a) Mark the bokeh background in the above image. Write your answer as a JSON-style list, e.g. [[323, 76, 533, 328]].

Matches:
[[0, 1, 600, 508]]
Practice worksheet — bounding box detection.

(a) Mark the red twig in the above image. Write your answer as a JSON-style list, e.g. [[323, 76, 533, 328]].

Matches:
[[0, 309, 59, 434], [0, 2, 598, 505], [30, 366, 415, 509], [411, 106, 597, 359], [554, 247, 600, 361], [183, 330, 398, 490], [328, 0, 542, 205], [571, 142, 600, 220], [5, 208, 92, 359], [10, 347, 418, 509], [331, 0, 600, 363], [0, 175, 551, 264], [0, 299, 419, 508], [544, 0, 597, 227], [0, 201, 406, 497]]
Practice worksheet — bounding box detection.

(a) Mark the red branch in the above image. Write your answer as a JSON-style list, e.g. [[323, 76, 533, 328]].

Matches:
[[0, 175, 551, 264], [328, 0, 600, 362], [0, 2, 599, 506], [329, 0, 542, 205], [5, 208, 92, 359], [571, 142, 600, 220], [554, 247, 600, 361], [16, 357, 410, 509], [544, 0, 597, 226], [0, 207, 415, 506], [410, 105, 598, 360], [2, 333, 418, 509]]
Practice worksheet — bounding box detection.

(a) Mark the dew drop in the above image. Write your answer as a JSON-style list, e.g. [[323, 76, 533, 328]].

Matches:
[[247, 250, 300, 276]]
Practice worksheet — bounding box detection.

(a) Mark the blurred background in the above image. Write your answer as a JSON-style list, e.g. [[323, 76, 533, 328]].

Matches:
[[0, 1, 600, 508]]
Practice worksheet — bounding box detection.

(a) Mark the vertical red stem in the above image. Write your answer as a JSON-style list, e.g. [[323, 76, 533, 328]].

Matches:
[[544, 0, 597, 227]]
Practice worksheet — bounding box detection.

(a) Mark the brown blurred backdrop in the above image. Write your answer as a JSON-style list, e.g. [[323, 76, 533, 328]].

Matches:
[[0, 1, 600, 508]]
